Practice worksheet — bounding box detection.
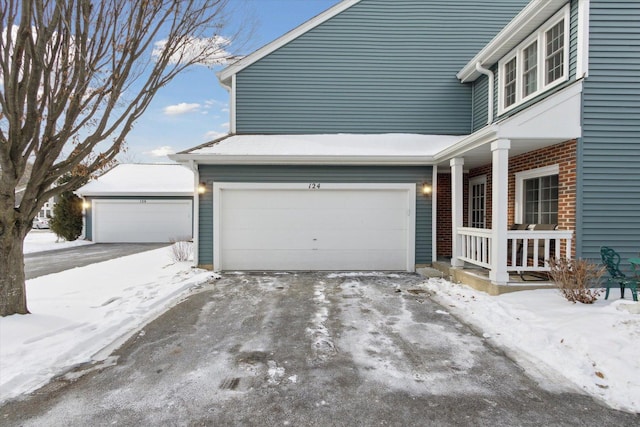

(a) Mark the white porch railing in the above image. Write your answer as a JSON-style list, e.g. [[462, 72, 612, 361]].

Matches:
[[458, 227, 493, 269], [457, 227, 574, 273]]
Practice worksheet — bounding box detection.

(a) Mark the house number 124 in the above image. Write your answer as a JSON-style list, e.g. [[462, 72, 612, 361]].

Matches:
[[308, 183, 321, 189]]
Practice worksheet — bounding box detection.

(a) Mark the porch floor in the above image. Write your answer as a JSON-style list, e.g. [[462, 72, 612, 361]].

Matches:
[[428, 261, 556, 296]]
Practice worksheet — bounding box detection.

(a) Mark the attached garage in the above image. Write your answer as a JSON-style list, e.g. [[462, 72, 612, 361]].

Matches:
[[77, 164, 194, 243], [92, 199, 192, 243], [213, 183, 416, 271]]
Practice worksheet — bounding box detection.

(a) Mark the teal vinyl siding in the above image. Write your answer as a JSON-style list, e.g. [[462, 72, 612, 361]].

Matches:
[[197, 165, 433, 268], [577, 0, 640, 261], [471, 74, 490, 132], [236, 0, 528, 135], [84, 196, 193, 242]]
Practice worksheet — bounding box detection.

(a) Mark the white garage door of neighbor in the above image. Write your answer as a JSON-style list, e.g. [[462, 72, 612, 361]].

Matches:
[[214, 183, 416, 271], [93, 199, 192, 243]]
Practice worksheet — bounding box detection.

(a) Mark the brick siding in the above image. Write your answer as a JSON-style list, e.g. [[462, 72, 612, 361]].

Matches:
[[436, 140, 577, 258]]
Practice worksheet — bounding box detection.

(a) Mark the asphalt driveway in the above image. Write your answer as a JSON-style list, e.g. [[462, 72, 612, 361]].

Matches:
[[24, 243, 169, 279], [1, 273, 637, 426]]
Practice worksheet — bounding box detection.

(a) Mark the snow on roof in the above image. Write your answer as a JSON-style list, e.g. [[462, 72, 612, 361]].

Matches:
[[179, 134, 465, 164], [76, 164, 193, 197]]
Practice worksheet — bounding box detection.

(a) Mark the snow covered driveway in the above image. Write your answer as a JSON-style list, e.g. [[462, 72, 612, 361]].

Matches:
[[1, 273, 637, 426]]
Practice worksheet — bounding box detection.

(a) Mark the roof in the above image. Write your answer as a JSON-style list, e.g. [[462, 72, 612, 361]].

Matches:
[[217, 0, 361, 88], [457, 0, 568, 83], [76, 164, 194, 197], [170, 134, 466, 165]]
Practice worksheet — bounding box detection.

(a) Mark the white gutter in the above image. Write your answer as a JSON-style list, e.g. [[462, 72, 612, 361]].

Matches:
[[475, 62, 494, 125], [188, 160, 199, 267], [170, 154, 439, 166]]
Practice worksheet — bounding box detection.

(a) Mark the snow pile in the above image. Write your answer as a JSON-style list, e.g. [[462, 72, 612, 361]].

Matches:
[[24, 230, 93, 254], [423, 278, 640, 412], [0, 247, 216, 403]]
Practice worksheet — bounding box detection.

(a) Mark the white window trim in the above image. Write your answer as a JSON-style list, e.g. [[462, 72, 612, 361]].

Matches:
[[576, 0, 590, 79], [515, 164, 559, 223], [498, 4, 570, 115], [468, 175, 487, 228]]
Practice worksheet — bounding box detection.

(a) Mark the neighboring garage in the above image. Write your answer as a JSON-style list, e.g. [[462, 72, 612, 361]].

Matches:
[[214, 183, 416, 271], [76, 164, 194, 243]]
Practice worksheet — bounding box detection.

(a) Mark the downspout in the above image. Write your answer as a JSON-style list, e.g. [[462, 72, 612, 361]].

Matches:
[[188, 160, 200, 268], [475, 62, 494, 125]]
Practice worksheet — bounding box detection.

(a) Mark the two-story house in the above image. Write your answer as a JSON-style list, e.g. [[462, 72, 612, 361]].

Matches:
[[171, 0, 639, 292]]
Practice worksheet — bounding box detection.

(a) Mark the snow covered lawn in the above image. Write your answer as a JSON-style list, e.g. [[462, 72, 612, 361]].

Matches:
[[424, 278, 640, 413], [0, 246, 215, 403], [24, 230, 93, 254]]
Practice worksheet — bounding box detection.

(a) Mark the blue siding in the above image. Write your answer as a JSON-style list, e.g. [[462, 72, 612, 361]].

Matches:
[[236, 0, 528, 134], [197, 165, 433, 268], [471, 74, 489, 132], [577, 0, 640, 261]]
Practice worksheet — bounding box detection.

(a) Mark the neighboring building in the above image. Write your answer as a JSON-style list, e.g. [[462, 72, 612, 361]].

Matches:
[[170, 0, 640, 290], [76, 164, 194, 243], [15, 187, 55, 219]]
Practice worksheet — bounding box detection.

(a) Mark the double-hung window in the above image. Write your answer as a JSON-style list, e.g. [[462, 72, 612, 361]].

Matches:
[[515, 165, 559, 225], [498, 5, 570, 114]]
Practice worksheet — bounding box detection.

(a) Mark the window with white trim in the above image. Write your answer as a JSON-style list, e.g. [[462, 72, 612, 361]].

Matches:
[[468, 175, 486, 228], [515, 165, 559, 225], [498, 4, 570, 114]]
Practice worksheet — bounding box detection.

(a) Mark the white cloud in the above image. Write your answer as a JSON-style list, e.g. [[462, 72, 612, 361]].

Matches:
[[146, 146, 175, 157], [220, 122, 230, 130], [163, 103, 200, 116], [153, 35, 233, 67]]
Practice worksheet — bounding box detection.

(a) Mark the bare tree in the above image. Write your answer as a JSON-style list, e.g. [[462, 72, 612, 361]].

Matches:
[[0, 0, 245, 316]]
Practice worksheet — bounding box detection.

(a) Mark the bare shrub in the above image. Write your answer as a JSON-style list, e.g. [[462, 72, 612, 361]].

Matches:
[[170, 237, 193, 262], [547, 258, 605, 304]]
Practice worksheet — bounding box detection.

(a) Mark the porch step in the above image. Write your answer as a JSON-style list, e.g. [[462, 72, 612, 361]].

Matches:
[[429, 261, 556, 296]]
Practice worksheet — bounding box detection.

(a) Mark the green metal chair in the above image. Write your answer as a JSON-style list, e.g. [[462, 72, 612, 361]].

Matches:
[[600, 246, 639, 302]]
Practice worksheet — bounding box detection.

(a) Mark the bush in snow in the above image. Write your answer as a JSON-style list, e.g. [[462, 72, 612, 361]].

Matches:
[[547, 257, 605, 304], [49, 194, 83, 241], [170, 237, 192, 262]]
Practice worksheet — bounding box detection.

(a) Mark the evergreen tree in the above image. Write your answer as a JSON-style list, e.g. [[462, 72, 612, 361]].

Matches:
[[50, 193, 83, 241], [49, 174, 86, 241]]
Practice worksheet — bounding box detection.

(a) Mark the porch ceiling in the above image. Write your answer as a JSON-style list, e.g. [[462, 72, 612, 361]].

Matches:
[[435, 82, 582, 170]]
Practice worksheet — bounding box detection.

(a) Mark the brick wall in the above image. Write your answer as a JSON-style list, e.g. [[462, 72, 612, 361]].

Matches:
[[436, 140, 577, 258]]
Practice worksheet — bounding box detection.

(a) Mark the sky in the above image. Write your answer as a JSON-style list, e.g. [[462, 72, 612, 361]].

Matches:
[[126, 0, 342, 164]]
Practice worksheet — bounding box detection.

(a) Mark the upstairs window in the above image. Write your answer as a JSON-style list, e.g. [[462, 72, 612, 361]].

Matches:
[[545, 21, 565, 85], [504, 58, 517, 108], [498, 5, 570, 115], [522, 42, 538, 97]]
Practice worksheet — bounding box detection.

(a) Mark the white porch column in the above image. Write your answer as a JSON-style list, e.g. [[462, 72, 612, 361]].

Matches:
[[490, 139, 510, 284], [450, 158, 464, 267]]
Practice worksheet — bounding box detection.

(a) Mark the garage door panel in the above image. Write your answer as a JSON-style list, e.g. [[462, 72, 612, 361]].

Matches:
[[222, 249, 406, 271], [216, 185, 414, 271], [223, 207, 407, 231], [222, 228, 406, 251], [93, 199, 192, 243]]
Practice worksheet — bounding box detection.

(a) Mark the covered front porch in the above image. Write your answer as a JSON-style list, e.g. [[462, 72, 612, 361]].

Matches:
[[431, 84, 581, 290]]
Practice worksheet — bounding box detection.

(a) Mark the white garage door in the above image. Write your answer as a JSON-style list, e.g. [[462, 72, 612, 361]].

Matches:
[[214, 183, 415, 271], [93, 199, 192, 243]]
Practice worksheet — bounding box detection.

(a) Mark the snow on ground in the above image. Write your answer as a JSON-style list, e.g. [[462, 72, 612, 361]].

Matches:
[[0, 247, 216, 403], [423, 278, 640, 413], [24, 230, 93, 254]]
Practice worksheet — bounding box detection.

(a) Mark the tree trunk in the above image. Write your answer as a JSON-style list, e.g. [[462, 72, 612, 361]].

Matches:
[[0, 223, 29, 316]]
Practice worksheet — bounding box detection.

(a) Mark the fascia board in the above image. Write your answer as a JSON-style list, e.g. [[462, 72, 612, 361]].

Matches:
[[218, 0, 362, 86], [433, 126, 498, 162], [170, 153, 436, 166], [77, 191, 193, 197], [457, 0, 567, 83]]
